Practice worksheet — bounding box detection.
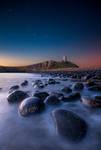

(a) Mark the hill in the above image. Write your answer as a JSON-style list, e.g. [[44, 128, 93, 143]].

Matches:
[[0, 60, 79, 72]]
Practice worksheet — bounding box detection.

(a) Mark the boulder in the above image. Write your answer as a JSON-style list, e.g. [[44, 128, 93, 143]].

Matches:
[[85, 80, 96, 87], [32, 80, 42, 86], [19, 97, 45, 116], [9, 85, 19, 93], [88, 85, 101, 92], [48, 78, 56, 84], [61, 87, 72, 93], [61, 92, 81, 102], [73, 82, 84, 90], [44, 95, 60, 105], [21, 80, 28, 86], [52, 109, 87, 142], [33, 91, 49, 101], [50, 92, 64, 99], [7, 90, 29, 103]]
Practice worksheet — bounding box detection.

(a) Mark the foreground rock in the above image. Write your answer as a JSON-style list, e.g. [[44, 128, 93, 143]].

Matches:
[[61, 92, 81, 102], [19, 97, 45, 116], [52, 109, 87, 142], [7, 90, 29, 103], [33, 91, 49, 101], [73, 82, 84, 90], [81, 95, 101, 108], [44, 95, 60, 105]]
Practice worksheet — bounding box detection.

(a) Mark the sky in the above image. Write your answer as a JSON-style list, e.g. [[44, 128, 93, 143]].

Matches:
[[0, 0, 101, 67]]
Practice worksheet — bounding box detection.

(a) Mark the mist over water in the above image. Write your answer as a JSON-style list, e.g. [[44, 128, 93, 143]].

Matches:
[[0, 73, 101, 150]]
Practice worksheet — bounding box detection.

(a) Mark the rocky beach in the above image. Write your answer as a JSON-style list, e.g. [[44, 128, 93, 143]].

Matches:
[[0, 69, 101, 150]]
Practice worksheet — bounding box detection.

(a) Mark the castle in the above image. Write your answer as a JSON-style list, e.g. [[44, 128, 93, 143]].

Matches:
[[62, 56, 67, 62]]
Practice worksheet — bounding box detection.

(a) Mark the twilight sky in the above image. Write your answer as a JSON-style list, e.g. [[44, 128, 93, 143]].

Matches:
[[0, 0, 101, 67]]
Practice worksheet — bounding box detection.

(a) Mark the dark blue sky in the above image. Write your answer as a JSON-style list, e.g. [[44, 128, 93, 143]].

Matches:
[[0, 0, 101, 66]]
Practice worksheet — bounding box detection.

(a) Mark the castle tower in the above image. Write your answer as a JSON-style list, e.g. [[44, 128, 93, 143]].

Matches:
[[62, 56, 67, 62]]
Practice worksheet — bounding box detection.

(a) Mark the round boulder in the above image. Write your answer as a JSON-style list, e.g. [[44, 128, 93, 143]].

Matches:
[[73, 82, 84, 90], [19, 97, 45, 116], [62, 87, 72, 93], [7, 90, 29, 103], [48, 78, 56, 84], [44, 95, 60, 105], [50, 92, 64, 99], [52, 109, 87, 142], [9, 85, 19, 93], [61, 92, 81, 102], [33, 91, 49, 101], [21, 80, 28, 86]]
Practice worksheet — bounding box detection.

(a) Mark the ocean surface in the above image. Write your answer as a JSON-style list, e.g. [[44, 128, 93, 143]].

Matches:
[[0, 73, 101, 150]]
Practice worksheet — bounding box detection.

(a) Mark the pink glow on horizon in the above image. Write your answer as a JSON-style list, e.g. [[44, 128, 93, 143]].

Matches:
[[75, 53, 101, 68]]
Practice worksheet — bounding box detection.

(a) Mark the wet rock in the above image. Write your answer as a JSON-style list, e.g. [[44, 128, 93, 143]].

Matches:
[[32, 80, 42, 86], [55, 81, 60, 84], [19, 97, 45, 116], [85, 80, 96, 87], [21, 80, 28, 86], [9, 85, 19, 93], [33, 91, 49, 101], [37, 83, 45, 88], [61, 87, 72, 93], [81, 95, 101, 107], [7, 90, 29, 103], [61, 92, 81, 102], [50, 92, 64, 99], [88, 85, 101, 92], [32, 79, 45, 88], [48, 78, 56, 84], [52, 109, 87, 142], [44, 95, 60, 105], [73, 82, 84, 90]]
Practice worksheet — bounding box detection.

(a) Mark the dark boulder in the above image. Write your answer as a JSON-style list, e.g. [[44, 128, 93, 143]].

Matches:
[[33, 91, 49, 101], [62, 87, 72, 93], [52, 109, 87, 142], [21, 80, 28, 86], [73, 82, 84, 90], [48, 78, 56, 84], [88, 85, 101, 92], [7, 90, 29, 103], [19, 97, 45, 116], [85, 80, 96, 87], [44, 95, 60, 105], [9, 85, 19, 93], [61, 92, 81, 102], [32, 80, 42, 86], [50, 92, 64, 100]]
